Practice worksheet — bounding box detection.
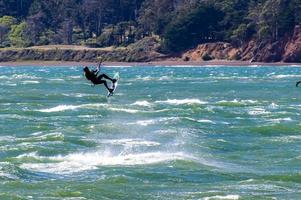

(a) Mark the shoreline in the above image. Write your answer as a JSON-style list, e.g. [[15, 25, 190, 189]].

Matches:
[[1, 60, 301, 67]]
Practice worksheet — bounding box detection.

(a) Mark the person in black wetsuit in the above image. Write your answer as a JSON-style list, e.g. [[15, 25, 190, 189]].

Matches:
[[83, 63, 116, 93], [296, 81, 301, 87]]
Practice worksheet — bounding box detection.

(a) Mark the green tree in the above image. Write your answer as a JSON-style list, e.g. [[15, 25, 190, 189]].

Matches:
[[162, 5, 224, 52], [0, 15, 17, 46], [9, 21, 30, 47]]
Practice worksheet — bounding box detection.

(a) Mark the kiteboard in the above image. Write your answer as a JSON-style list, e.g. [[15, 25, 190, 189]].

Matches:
[[107, 72, 119, 97]]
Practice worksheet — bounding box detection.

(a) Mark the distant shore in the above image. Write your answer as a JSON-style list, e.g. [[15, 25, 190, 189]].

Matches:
[[1, 60, 301, 67]]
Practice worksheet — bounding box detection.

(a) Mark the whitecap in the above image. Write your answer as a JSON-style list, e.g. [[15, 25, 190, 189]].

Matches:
[[12, 74, 39, 79], [68, 75, 81, 79], [248, 108, 270, 115], [159, 76, 171, 81], [100, 139, 160, 147], [155, 99, 207, 105], [217, 99, 258, 105], [48, 78, 64, 81], [134, 119, 156, 126], [16, 152, 39, 159], [0, 136, 15, 142], [131, 100, 152, 107], [36, 103, 107, 112], [184, 117, 215, 124], [268, 102, 279, 109], [271, 74, 301, 79], [135, 75, 152, 81], [204, 195, 240, 200], [22, 80, 40, 84], [37, 105, 80, 112], [266, 117, 292, 123], [108, 107, 140, 113], [132, 117, 179, 126], [20, 151, 196, 174]]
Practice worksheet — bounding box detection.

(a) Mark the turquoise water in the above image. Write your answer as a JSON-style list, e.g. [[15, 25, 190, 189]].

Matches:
[[1, 65, 301, 199]]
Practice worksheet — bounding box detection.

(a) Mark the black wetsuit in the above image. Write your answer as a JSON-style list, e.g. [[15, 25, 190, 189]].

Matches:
[[84, 67, 114, 91]]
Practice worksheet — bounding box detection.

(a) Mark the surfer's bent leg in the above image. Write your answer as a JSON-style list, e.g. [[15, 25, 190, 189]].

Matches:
[[98, 74, 115, 82], [94, 80, 112, 91]]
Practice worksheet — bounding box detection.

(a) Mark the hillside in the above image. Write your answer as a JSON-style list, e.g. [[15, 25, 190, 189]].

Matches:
[[1, 0, 301, 63]]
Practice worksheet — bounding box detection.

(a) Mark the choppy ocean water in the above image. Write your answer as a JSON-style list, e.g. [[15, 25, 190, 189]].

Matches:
[[0, 65, 301, 199]]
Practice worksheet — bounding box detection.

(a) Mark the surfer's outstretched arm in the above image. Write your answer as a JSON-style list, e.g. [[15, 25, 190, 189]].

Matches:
[[296, 81, 301, 87]]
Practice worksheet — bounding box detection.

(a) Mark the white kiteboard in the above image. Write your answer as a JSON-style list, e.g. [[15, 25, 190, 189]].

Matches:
[[107, 72, 119, 97]]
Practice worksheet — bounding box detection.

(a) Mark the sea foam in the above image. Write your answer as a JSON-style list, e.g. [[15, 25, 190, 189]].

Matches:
[[20, 151, 196, 174], [36, 103, 107, 112], [155, 99, 207, 105], [131, 100, 152, 107], [100, 139, 160, 147], [37, 105, 80, 112], [204, 195, 240, 200]]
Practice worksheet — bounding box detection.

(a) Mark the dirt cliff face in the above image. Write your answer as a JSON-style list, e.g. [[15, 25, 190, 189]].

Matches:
[[283, 25, 301, 62], [182, 42, 241, 61], [182, 25, 301, 63]]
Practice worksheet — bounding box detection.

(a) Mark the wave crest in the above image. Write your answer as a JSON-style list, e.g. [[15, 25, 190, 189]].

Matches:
[[20, 151, 196, 174]]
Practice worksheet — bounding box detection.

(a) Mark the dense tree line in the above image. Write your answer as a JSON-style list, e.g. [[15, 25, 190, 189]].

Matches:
[[0, 0, 301, 52]]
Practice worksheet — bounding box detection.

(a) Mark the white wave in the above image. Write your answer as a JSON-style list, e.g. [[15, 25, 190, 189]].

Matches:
[[204, 195, 240, 200], [159, 76, 171, 81], [12, 74, 39, 79], [155, 99, 207, 105], [133, 117, 179, 126], [20, 151, 195, 174], [135, 119, 156, 126], [62, 93, 95, 98], [271, 74, 301, 79], [0, 75, 9, 79], [135, 75, 152, 81], [108, 107, 140, 113], [131, 100, 152, 107], [0, 136, 15, 142], [48, 78, 64, 81], [267, 117, 292, 123], [16, 152, 39, 159], [0, 82, 17, 86], [18, 132, 64, 142], [268, 102, 279, 109], [248, 108, 270, 115], [68, 75, 81, 79], [37, 105, 80, 112], [217, 99, 258, 105], [36, 103, 107, 113], [213, 76, 251, 80], [22, 80, 40, 84], [184, 117, 215, 124], [100, 139, 160, 147]]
